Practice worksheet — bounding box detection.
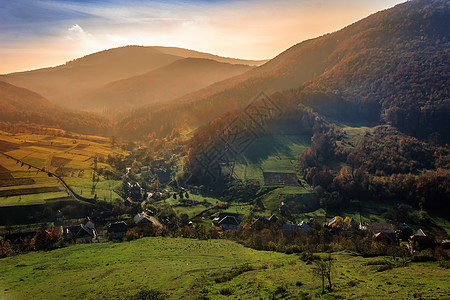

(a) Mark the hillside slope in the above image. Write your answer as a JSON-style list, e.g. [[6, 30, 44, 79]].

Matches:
[[0, 81, 113, 136], [120, 0, 449, 143], [0, 46, 265, 107], [66, 58, 253, 113]]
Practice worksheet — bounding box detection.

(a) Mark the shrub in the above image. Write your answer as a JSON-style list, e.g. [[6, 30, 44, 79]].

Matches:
[[219, 288, 233, 295], [131, 288, 167, 300]]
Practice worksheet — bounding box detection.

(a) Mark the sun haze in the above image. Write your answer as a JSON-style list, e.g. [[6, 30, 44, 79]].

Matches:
[[0, 0, 404, 74]]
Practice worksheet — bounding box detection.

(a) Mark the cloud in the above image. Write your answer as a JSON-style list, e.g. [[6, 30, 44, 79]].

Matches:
[[66, 24, 91, 40]]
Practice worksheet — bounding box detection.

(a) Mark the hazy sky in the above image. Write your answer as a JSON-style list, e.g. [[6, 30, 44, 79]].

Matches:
[[0, 0, 405, 74]]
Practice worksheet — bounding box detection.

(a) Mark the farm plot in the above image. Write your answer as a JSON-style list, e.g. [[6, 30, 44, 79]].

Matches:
[[263, 172, 299, 186], [0, 132, 126, 207], [233, 134, 309, 184]]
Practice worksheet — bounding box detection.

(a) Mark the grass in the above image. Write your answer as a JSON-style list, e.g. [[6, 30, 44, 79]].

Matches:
[[233, 134, 310, 183], [0, 192, 70, 207], [0, 238, 449, 299], [154, 193, 220, 219], [336, 124, 376, 150]]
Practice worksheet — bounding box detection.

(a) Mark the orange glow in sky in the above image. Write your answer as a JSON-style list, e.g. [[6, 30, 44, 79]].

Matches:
[[0, 0, 405, 74]]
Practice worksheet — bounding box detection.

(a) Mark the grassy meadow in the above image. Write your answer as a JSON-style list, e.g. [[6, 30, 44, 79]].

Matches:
[[0, 237, 449, 299], [233, 134, 310, 183]]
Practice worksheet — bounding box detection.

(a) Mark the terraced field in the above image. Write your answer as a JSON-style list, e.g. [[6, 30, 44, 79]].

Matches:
[[232, 134, 309, 185], [0, 131, 126, 208]]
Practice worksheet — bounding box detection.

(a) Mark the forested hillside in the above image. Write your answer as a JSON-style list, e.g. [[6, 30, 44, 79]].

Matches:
[[118, 1, 449, 142], [0, 82, 113, 136], [184, 0, 450, 215]]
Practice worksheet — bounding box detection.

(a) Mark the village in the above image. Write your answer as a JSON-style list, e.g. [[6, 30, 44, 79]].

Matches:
[[2, 186, 449, 258]]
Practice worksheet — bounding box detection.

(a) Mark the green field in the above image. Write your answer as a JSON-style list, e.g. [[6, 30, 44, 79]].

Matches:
[[233, 134, 310, 183], [155, 193, 220, 219], [0, 238, 449, 299], [0, 131, 126, 207], [336, 124, 376, 149]]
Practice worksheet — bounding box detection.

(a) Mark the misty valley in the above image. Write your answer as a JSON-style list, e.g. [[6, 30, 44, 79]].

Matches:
[[0, 0, 449, 299]]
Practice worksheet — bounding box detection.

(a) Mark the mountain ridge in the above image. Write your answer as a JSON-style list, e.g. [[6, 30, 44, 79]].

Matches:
[[64, 57, 254, 114], [0, 46, 266, 106]]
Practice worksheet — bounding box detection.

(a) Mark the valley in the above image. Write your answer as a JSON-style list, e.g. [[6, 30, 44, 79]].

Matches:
[[0, 0, 449, 299]]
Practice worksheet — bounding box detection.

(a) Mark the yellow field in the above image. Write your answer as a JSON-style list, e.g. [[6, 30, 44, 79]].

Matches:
[[0, 131, 127, 207]]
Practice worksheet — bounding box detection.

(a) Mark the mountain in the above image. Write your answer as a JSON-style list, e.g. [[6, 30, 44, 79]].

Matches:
[[119, 0, 449, 143], [117, 36, 332, 139], [0, 81, 113, 136], [0, 46, 266, 107], [65, 58, 253, 114]]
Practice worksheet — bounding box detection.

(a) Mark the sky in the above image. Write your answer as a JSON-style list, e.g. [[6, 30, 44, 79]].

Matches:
[[0, 0, 405, 74]]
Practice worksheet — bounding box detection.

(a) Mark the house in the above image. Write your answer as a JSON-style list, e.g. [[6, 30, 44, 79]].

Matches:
[[373, 232, 396, 244], [212, 212, 240, 226], [268, 215, 278, 224], [107, 221, 128, 240], [83, 217, 95, 230], [368, 222, 394, 235], [217, 216, 241, 231], [129, 183, 142, 200], [327, 216, 344, 228], [298, 221, 311, 232], [283, 221, 311, 234], [63, 224, 96, 243], [133, 213, 153, 227], [398, 223, 413, 239], [409, 229, 436, 251], [251, 215, 278, 230], [252, 217, 270, 230], [279, 202, 290, 217]]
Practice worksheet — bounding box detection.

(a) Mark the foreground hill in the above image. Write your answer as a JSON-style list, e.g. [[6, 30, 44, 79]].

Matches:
[[0, 46, 265, 107], [119, 0, 449, 143], [65, 58, 253, 114], [0, 81, 113, 136], [1, 237, 448, 299]]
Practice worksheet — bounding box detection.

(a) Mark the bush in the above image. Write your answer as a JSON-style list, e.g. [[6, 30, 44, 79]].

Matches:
[[411, 249, 437, 262], [131, 288, 167, 300], [219, 288, 233, 295]]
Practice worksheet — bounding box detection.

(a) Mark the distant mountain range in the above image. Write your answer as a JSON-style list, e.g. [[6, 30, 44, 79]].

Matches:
[[64, 58, 253, 114], [0, 0, 448, 146], [0, 46, 266, 111]]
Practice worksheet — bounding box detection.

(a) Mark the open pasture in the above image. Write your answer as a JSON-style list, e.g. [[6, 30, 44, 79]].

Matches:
[[0, 238, 449, 300], [233, 134, 309, 185]]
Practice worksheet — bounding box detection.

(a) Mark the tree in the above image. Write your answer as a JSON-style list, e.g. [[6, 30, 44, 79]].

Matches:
[[0, 238, 13, 258], [312, 255, 334, 294]]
